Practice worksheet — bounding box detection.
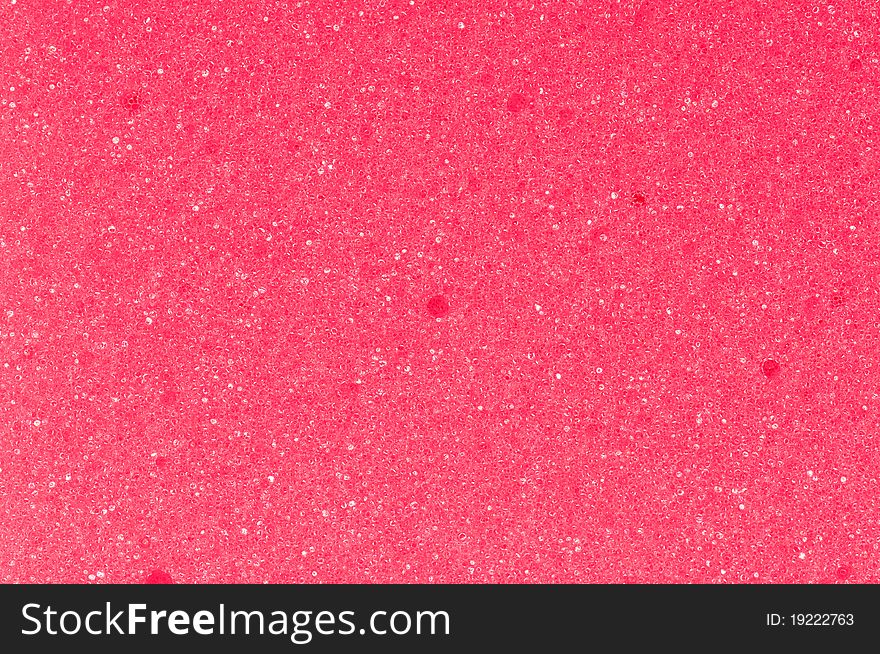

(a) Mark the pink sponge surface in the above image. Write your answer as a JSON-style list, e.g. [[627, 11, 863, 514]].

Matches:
[[1, 1, 878, 584]]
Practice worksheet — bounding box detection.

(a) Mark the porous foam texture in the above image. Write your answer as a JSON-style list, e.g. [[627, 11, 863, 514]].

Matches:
[[1, 1, 877, 583]]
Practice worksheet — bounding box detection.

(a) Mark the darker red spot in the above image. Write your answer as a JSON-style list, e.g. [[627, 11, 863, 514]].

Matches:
[[426, 294, 450, 318], [122, 90, 142, 112], [836, 566, 850, 580], [761, 359, 780, 378], [506, 92, 528, 114], [558, 106, 575, 126], [337, 382, 361, 398], [158, 390, 178, 408], [145, 570, 173, 584], [849, 58, 862, 72], [155, 456, 168, 469], [632, 193, 646, 205]]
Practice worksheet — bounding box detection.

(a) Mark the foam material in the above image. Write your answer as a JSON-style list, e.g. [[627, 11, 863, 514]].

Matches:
[[1, 1, 877, 583]]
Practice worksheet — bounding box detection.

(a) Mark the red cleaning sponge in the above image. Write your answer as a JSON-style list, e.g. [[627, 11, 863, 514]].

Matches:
[[1, 1, 877, 583]]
